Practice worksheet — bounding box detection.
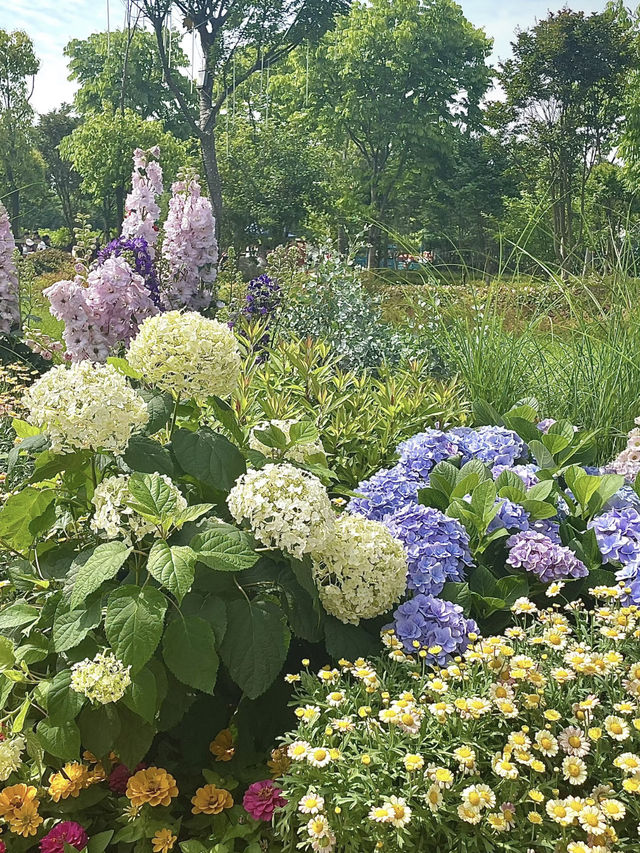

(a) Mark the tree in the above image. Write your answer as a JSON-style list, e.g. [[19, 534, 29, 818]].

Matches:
[[65, 28, 196, 136], [37, 106, 82, 231], [136, 0, 349, 230], [60, 108, 187, 236], [496, 7, 633, 271], [304, 0, 492, 266], [0, 29, 40, 233]]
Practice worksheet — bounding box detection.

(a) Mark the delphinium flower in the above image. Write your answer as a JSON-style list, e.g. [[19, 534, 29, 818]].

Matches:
[[39, 821, 88, 853], [98, 235, 161, 306], [588, 506, 640, 566], [395, 429, 458, 479], [385, 504, 472, 596], [487, 498, 530, 533], [0, 736, 24, 781], [0, 201, 20, 334], [391, 594, 478, 663], [127, 311, 240, 401], [91, 474, 186, 541], [45, 255, 158, 362], [70, 651, 131, 703], [161, 173, 218, 310], [506, 531, 588, 582], [608, 417, 640, 482], [24, 361, 148, 453], [449, 425, 526, 468], [311, 514, 407, 625], [243, 780, 287, 821], [347, 464, 421, 522], [492, 463, 540, 489], [121, 147, 163, 258], [249, 418, 324, 464], [228, 463, 334, 558], [242, 274, 282, 319]]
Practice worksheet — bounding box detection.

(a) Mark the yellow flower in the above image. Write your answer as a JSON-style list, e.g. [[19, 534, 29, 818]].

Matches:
[[361, 754, 372, 766], [48, 762, 90, 802], [126, 767, 179, 808], [546, 799, 572, 826], [152, 829, 177, 853], [578, 805, 606, 836], [403, 754, 424, 772], [604, 715, 630, 741], [0, 784, 39, 819], [267, 746, 291, 779], [457, 803, 481, 824], [528, 789, 544, 804], [600, 798, 626, 821], [562, 756, 588, 786], [425, 784, 442, 812], [527, 811, 542, 824], [191, 784, 233, 815], [588, 727, 603, 741], [8, 801, 43, 837], [209, 729, 235, 762], [544, 709, 561, 722]]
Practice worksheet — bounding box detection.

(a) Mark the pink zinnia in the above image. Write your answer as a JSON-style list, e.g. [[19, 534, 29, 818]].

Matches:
[[242, 779, 287, 821], [0, 839, 6, 853], [40, 822, 88, 853]]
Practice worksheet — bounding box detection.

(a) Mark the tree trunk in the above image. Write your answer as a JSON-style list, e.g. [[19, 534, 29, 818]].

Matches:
[[199, 128, 222, 237]]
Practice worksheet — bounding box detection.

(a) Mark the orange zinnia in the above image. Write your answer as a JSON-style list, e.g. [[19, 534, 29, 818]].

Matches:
[[191, 784, 234, 815], [126, 767, 179, 808], [0, 783, 39, 819], [8, 801, 43, 837], [209, 729, 235, 762], [48, 762, 90, 802]]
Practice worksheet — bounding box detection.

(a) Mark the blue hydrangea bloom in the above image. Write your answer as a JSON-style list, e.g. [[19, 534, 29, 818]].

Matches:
[[449, 425, 526, 468], [396, 429, 459, 480], [602, 485, 640, 512], [588, 506, 640, 566], [531, 518, 562, 543], [385, 504, 472, 596], [487, 498, 530, 533], [492, 463, 540, 489], [506, 531, 588, 582], [392, 594, 478, 663], [347, 464, 420, 522]]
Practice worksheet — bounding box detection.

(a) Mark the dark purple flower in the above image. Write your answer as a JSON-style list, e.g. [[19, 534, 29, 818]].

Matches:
[[98, 235, 161, 306]]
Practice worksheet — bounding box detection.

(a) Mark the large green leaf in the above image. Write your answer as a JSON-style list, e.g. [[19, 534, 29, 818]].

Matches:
[[123, 435, 175, 478], [173, 427, 246, 492], [127, 472, 180, 521], [0, 487, 56, 552], [53, 598, 102, 652], [78, 704, 121, 758], [36, 719, 81, 760], [139, 389, 175, 435], [113, 705, 155, 769], [190, 521, 258, 572], [47, 669, 85, 725], [122, 667, 157, 724], [105, 586, 167, 672], [0, 601, 39, 630], [70, 542, 132, 609], [324, 617, 379, 660], [220, 599, 290, 699], [147, 541, 196, 602], [162, 615, 218, 694]]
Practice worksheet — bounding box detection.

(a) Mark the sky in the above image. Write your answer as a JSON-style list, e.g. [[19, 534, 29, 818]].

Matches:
[[0, 0, 613, 114]]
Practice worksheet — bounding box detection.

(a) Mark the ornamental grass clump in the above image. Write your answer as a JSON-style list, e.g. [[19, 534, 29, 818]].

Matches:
[[273, 587, 640, 853]]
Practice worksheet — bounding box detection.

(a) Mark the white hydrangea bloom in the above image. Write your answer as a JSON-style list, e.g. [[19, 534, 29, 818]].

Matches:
[[311, 514, 407, 625], [24, 361, 148, 453], [249, 419, 325, 464], [71, 651, 132, 704], [91, 474, 187, 540], [0, 736, 25, 781], [127, 310, 240, 401], [227, 462, 334, 558]]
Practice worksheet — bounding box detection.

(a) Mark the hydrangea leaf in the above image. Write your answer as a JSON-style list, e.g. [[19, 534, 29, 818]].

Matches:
[[123, 435, 175, 478], [105, 585, 167, 673], [190, 521, 258, 572], [122, 666, 157, 724], [172, 427, 246, 492], [0, 487, 56, 552], [70, 542, 132, 609], [127, 472, 179, 522], [162, 615, 218, 694], [78, 704, 121, 759], [147, 541, 196, 602], [36, 718, 81, 760], [47, 669, 85, 725]]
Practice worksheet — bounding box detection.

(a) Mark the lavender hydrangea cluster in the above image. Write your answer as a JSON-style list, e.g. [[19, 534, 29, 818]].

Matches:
[[487, 498, 530, 533], [396, 429, 459, 479], [0, 201, 19, 334], [385, 504, 472, 595], [242, 274, 282, 319], [588, 506, 640, 566], [392, 594, 478, 664], [450, 425, 525, 468], [347, 465, 420, 522], [98, 236, 161, 307], [492, 463, 540, 489], [506, 531, 588, 582]]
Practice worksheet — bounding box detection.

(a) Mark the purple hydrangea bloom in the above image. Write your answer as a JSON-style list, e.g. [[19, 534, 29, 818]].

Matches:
[[396, 429, 459, 480], [602, 485, 640, 512], [588, 506, 640, 565], [506, 531, 588, 582], [392, 594, 478, 663], [449, 425, 526, 468], [537, 418, 556, 433], [98, 235, 161, 306], [487, 498, 530, 533], [492, 463, 540, 489], [385, 504, 472, 595], [347, 464, 421, 522]]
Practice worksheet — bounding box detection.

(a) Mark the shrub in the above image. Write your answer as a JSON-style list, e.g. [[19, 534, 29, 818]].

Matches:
[[274, 587, 640, 853]]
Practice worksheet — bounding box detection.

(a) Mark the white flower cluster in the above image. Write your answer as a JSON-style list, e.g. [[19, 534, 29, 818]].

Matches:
[[311, 514, 407, 626], [128, 311, 241, 401], [609, 417, 640, 481], [227, 463, 334, 558], [24, 361, 148, 453], [249, 419, 325, 464], [70, 651, 132, 704], [91, 474, 187, 540], [0, 201, 20, 334], [0, 736, 25, 781]]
